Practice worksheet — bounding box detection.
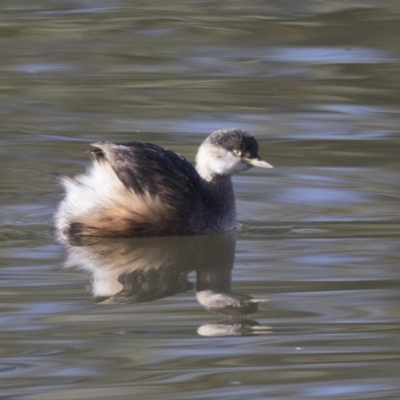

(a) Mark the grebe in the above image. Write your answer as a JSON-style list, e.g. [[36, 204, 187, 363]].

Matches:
[[55, 128, 272, 237]]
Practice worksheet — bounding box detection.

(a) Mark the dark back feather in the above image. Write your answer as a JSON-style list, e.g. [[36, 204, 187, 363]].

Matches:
[[91, 141, 205, 212]]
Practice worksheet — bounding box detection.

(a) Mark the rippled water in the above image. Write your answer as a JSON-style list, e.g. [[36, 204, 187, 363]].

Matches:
[[1, 1, 400, 399]]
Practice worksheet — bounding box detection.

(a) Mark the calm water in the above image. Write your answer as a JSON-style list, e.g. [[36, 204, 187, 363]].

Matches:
[[1, 1, 400, 399]]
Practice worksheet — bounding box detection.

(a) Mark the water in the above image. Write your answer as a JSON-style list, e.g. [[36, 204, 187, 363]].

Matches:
[[1, 1, 400, 399]]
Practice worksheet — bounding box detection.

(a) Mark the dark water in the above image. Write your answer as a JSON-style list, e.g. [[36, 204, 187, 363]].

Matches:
[[1, 1, 400, 399]]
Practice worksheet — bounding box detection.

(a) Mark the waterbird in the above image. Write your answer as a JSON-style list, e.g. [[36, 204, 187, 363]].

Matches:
[[55, 128, 272, 237]]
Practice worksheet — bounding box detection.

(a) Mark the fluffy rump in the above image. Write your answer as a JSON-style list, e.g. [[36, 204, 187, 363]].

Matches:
[[54, 160, 175, 237]]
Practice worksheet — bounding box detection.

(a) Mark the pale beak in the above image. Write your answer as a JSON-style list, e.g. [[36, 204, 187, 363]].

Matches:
[[243, 157, 273, 168]]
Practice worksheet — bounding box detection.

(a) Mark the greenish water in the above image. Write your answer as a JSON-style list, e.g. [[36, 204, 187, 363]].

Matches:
[[1, 1, 400, 399]]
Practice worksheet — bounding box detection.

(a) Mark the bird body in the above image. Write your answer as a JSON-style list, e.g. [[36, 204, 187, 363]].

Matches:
[[55, 129, 272, 237]]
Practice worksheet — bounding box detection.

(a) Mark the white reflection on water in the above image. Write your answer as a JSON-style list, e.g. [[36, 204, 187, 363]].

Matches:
[[13, 63, 80, 74], [267, 46, 396, 63], [192, 46, 397, 63]]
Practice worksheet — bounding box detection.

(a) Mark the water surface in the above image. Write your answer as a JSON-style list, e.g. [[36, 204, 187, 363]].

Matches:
[[1, 1, 400, 399]]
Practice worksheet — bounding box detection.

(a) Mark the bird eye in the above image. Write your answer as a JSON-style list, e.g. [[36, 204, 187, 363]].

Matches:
[[233, 149, 242, 157]]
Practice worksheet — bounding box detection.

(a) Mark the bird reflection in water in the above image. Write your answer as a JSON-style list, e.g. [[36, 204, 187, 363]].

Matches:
[[59, 232, 271, 336]]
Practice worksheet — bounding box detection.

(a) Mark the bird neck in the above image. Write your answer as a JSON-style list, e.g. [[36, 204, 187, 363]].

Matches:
[[200, 174, 237, 231]]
